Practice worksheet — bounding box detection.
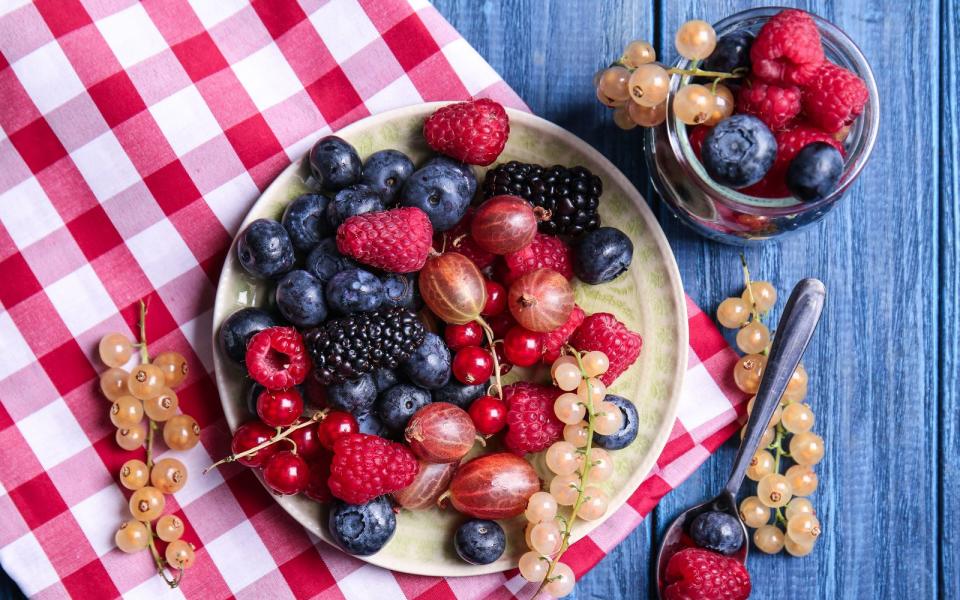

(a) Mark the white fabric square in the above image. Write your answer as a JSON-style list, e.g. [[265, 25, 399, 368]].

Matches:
[[70, 485, 128, 557], [338, 564, 406, 600], [71, 131, 140, 201], [187, 0, 246, 29], [45, 264, 116, 336], [204, 521, 275, 591], [17, 399, 90, 470], [0, 533, 59, 596], [675, 362, 734, 431], [10, 41, 85, 114], [148, 85, 222, 156], [441, 38, 500, 95], [153, 440, 222, 507], [204, 172, 259, 233], [125, 219, 197, 289], [0, 312, 34, 381], [231, 43, 303, 112], [0, 177, 64, 249], [95, 3, 168, 69], [0, 0, 32, 18], [309, 0, 380, 63], [179, 309, 214, 375], [364, 74, 422, 115], [125, 574, 187, 599]]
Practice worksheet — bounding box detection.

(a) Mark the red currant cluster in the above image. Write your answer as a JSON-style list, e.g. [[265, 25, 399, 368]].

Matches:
[[102, 301, 197, 587]]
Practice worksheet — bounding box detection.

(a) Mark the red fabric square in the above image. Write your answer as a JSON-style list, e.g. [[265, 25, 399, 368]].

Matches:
[[61, 558, 119, 599], [226, 469, 274, 518], [34, 156, 100, 222], [0, 70, 42, 135], [225, 113, 284, 170], [87, 71, 147, 128], [0, 252, 43, 308], [382, 14, 440, 71], [66, 205, 124, 261], [121, 293, 179, 344], [7, 472, 69, 529], [306, 67, 363, 125], [0, 402, 12, 431], [34, 0, 92, 37], [688, 310, 729, 361], [7, 294, 72, 357], [37, 338, 97, 396], [278, 547, 336, 598], [252, 0, 308, 40], [112, 112, 178, 179], [627, 474, 671, 516], [143, 160, 202, 215], [172, 31, 229, 83], [8, 117, 67, 174]]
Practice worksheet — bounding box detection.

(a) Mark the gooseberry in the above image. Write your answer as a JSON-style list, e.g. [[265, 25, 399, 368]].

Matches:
[[471, 195, 538, 254], [419, 253, 487, 325], [405, 403, 476, 463], [508, 269, 575, 332], [392, 460, 458, 510], [449, 453, 540, 519]]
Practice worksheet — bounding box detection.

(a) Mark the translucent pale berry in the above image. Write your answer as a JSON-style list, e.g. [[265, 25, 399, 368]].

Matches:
[[115, 521, 149, 553], [627, 101, 666, 127], [757, 473, 793, 508], [563, 422, 589, 448], [530, 521, 562, 555], [110, 396, 143, 429], [525, 491, 558, 524], [100, 368, 130, 401], [129, 486, 165, 521], [786, 513, 821, 545], [737, 321, 771, 354], [165, 540, 196, 569], [597, 66, 631, 104], [554, 393, 586, 425], [155, 514, 184, 542], [753, 524, 785, 554], [549, 473, 581, 506], [578, 486, 608, 521], [592, 401, 623, 436], [582, 351, 610, 378], [596, 86, 624, 109], [553, 363, 582, 392], [628, 64, 670, 107], [154, 351, 188, 388], [577, 378, 606, 406], [788, 364, 809, 392], [781, 383, 808, 404], [733, 354, 767, 394], [784, 534, 815, 557], [716, 297, 750, 328], [545, 562, 576, 597], [675, 20, 717, 60], [508, 269, 574, 332], [612, 106, 637, 130], [622, 40, 656, 68], [789, 431, 824, 466], [128, 364, 165, 400], [674, 84, 715, 125], [741, 424, 775, 447], [551, 355, 578, 379], [785, 464, 818, 497], [116, 422, 147, 451], [163, 414, 200, 451], [704, 84, 735, 126], [546, 441, 580, 476], [120, 459, 149, 491], [99, 333, 133, 368], [143, 388, 178, 422], [739, 496, 770, 528], [785, 498, 815, 521], [151, 457, 188, 494], [585, 447, 613, 484], [746, 449, 775, 481], [742, 281, 777, 312], [519, 551, 549, 582]]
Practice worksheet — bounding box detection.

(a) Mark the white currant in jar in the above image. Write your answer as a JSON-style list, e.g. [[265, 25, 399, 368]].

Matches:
[[739, 496, 770, 528], [627, 100, 667, 127], [753, 524, 785, 554], [622, 40, 656, 68], [554, 393, 586, 425], [757, 473, 793, 508], [673, 84, 715, 126], [628, 64, 670, 107], [703, 84, 735, 126], [525, 491, 558, 524], [612, 107, 637, 130], [789, 431, 825, 466], [675, 20, 717, 60], [546, 441, 581, 476]]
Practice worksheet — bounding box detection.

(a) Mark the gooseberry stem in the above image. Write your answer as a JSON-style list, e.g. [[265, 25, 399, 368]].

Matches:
[[203, 411, 327, 474]]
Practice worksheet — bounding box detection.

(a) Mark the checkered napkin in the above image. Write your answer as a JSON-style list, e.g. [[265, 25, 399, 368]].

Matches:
[[0, 1, 748, 598]]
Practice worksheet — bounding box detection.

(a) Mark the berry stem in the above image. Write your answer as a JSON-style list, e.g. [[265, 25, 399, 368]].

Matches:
[[740, 253, 760, 323], [475, 317, 503, 399], [145, 512, 183, 587], [203, 411, 327, 474], [137, 299, 150, 365]]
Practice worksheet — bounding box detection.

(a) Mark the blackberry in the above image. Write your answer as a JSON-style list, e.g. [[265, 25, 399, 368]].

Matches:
[[305, 307, 425, 384], [482, 161, 602, 236]]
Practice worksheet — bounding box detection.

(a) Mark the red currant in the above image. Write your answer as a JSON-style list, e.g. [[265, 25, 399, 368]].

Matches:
[[304, 454, 333, 503], [444, 321, 484, 351], [482, 280, 507, 316], [231, 421, 278, 467], [288, 422, 323, 462], [316, 411, 358, 450], [452, 346, 494, 385], [256, 388, 303, 427], [503, 326, 542, 367], [493, 342, 513, 376], [487, 312, 516, 339], [262, 450, 309, 495], [469, 395, 508, 435]]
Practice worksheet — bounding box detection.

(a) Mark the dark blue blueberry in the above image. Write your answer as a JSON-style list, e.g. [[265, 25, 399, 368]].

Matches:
[[355, 410, 388, 437], [360, 149, 415, 205], [372, 368, 399, 392], [275, 269, 327, 327], [702, 115, 777, 188], [327, 374, 377, 414], [422, 156, 478, 199], [305, 238, 357, 283], [327, 185, 385, 228], [592, 394, 639, 450], [431, 380, 487, 409], [282, 194, 332, 253], [328, 497, 396, 556], [310, 135, 361, 192], [573, 227, 634, 285], [702, 31, 754, 75], [400, 161, 472, 232], [246, 383, 265, 415], [325, 268, 383, 314], [454, 519, 505, 565], [785, 142, 844, 202], [689, 511, 744, 555], [400, 332, 451, 389], [218, 307, 277, 365], [236, 219, 295, 279], [376, 384, 432, 432], [381, 274, 416, 308]]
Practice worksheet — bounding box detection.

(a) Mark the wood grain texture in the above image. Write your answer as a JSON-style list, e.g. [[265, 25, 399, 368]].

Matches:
[[433, 1, 945, 598]]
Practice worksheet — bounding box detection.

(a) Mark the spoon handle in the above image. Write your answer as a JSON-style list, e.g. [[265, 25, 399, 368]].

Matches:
[[723, 278, 826, 496]]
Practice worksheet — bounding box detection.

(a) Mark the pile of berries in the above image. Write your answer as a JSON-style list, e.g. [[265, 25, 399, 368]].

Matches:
[[213, 99, 645, 595], [596, 10, 869, 202], [100, 301, 198, 587]]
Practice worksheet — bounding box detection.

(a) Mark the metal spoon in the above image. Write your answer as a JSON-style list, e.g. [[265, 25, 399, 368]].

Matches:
[[655, 278, 826, 596]]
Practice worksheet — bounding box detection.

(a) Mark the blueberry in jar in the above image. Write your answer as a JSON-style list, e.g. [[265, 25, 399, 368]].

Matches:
[[785, 142, 844, 202]]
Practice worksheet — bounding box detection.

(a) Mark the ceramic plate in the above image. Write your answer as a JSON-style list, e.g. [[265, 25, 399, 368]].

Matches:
[[212, 103, 688, 577]]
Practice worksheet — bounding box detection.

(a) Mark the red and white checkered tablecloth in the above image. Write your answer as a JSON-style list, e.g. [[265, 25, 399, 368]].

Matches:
[[0, 1, 748, 598]]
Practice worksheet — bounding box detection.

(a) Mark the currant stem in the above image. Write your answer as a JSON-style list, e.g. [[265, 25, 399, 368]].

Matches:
[[146, 520, 182, 588], [475, 317, 503, 399], [740, 253, 760, 323], [203, 411, 327, 474], [137, 299, 150, 365]]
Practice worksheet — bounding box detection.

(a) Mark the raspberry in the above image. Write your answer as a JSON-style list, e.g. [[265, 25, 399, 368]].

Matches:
[[423, 99, 509, 166], [437, 208, 495, 269], [541, 305, 585, 363], [736, 82, 802, 131], [741, 124, 844, 198], [328, 433, 419, 504], [502, 382, 564, 455], [502, 234, 573, 284], [688, 124, 710, 160], [750, 9, 824, 86], [569, 313, 642, 386], [337, 207, 433, 273], [663, 548, 751, 600], [245, 327, 310, 390], [801, 62, 869, 133]]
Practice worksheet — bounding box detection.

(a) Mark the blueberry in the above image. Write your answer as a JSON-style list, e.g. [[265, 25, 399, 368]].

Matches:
[[372, 368, 399, 392], [361, 149, 415, 204], [592, 395, 639, 450], [454, 519, 505, 565], [355, 410, 388, 437], [702, 31, 754, 75], [275, 270, 327, 327], [689, 511, 744, 555], [310, 135, 361, 192], [785, 142, 844, 202], [573, 227, 634, 285], [422, 156, 478, 199], [701, 115, 777, 188], [236, 219, 295, 279], [376, 384, 432, 432], [219, 307, 278, 365], [400, 162, 472, 232], [328, 497, 396, 556], [246, 383, 265, 415], [327, 374, 377, 413], [305, 238, 357, 283], [282, 194, 332, 253], [381, 274, 416, 308], [400, 332, 451, 389], [325, 268, 383, 314], [431, 380, 487, 409], [327, 185, 385, 228]]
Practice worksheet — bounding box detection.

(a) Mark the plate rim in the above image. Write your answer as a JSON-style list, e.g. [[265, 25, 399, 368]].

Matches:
[[211, 102, 689, 577]]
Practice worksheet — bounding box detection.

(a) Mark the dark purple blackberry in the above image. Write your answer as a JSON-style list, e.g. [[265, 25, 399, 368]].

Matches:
[[305, 307, 425, 384], [481, 161, 602, 236]]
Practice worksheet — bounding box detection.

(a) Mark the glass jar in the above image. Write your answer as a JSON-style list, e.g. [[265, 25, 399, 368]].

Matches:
[[644, 8, 879, 245]]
